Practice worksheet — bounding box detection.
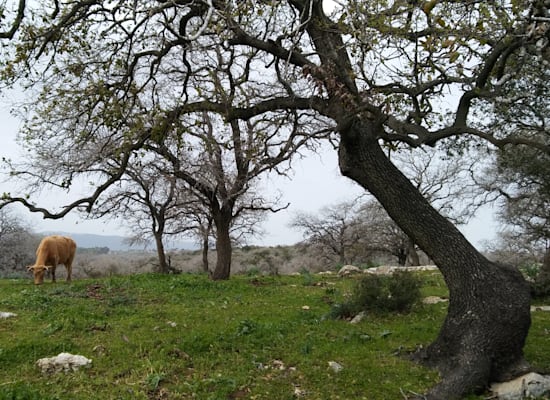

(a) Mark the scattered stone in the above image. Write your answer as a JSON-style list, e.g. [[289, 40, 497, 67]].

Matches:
[[422, 296, 448, 305], [0, 312, 17, 319], [365, 265, 396, 275], [36, 353, 92, 373], [490, 372, 550, 400], [167, 321, 177, 327], [350, 311, 367, 324], [317, 271, 333, 275], [272, 359, 286, 370], [301, 305, 310, 310], [531, 305, 550, 312], [293, 384, 307, 397], [338, 265, 362, 276], [328, 361, 344, 373]]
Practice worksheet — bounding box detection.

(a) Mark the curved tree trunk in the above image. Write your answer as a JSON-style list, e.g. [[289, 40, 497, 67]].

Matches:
[[338, 119, 531, 399]]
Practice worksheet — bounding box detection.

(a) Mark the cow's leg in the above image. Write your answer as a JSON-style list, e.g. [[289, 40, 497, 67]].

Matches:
[[51, 266, 56, 283], [66, 262, 72, 282]]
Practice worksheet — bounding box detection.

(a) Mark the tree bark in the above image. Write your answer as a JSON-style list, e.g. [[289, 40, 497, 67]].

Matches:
[[533, 246, 550, 296], [202, 235, 210, 274], [338, 118, 531, 399], [154, 232, 169, 274], [396, 246, 407, 266], [407, 237, 421, 266], [210, 208, 233, 280]]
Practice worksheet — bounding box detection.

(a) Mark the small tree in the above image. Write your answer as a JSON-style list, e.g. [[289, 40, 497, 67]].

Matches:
[[0, 209, 38, 276], [91, 158, 199, 274], [290, 200, 364, 266], [356, 200, 412, 266]]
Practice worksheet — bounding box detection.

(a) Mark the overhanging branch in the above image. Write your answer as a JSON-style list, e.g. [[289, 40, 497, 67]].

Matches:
[[0, 0, 26, 39], [0, 131, 152, 219]]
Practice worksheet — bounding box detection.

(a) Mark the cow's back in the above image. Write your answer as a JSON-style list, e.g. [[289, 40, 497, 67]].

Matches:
[[36, 235, 77, 265]]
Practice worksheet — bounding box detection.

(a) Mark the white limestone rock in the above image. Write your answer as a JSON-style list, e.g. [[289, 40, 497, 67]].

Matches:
[[350, 311, 367, 324], [422, 296, 448, 305], [36, 352, 92, 373], [490, 372, 550, 400], [328, 361, 344, 373], [338, 265, 362, 276]]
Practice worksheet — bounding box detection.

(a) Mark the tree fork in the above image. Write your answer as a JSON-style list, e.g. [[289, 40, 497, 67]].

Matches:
[[337, 118, 531, 399]]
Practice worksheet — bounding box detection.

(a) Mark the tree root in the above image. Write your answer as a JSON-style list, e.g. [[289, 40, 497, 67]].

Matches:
[[425, 360, 491, 400], [409, 348, 532, 400]]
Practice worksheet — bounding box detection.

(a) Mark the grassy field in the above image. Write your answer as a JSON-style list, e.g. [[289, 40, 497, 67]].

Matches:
[[0, 271, 548, 399]]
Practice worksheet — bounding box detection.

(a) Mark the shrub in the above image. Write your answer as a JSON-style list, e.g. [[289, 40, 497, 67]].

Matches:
[[385, 271, 423, 312], [329, 271, 422, 319], [531, 279, 550, 299]]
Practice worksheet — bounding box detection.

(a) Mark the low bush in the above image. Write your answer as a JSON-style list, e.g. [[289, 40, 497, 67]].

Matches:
[[531, 279, 550, 299], [330, 271, 422, 319]]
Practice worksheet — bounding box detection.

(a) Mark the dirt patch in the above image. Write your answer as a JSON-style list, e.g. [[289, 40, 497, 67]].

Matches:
[[86, 284, 104, 300]]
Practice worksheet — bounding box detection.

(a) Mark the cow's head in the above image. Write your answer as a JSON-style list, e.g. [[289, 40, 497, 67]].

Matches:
[[27, 265, 50, 285]]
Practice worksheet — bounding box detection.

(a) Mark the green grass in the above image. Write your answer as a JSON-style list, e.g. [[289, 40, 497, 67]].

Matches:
[[0, 272, 548, 399]]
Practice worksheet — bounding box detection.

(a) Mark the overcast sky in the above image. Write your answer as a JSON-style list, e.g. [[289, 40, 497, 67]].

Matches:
[[0, 0, 503, 251], [0, 92, 499, 249]]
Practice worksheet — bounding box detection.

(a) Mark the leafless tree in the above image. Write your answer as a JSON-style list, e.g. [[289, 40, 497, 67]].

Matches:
[[89, 156, 199, 273], [290, 200, 364, 266], [0, 208, 38, 276], [356, 200, 414, 266], [148, 110, 299, 279], [294, 149, 485, 267], [391, 147, 487, 264]]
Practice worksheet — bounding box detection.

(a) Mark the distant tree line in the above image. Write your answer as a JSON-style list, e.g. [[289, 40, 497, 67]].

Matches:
[[77, 247, 110, 255]]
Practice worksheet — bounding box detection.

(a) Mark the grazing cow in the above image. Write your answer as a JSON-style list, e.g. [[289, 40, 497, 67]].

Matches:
[[27, 235, 77, 285]]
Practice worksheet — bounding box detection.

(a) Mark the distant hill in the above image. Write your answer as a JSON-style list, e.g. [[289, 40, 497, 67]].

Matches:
[[39, 232, 197, 251]]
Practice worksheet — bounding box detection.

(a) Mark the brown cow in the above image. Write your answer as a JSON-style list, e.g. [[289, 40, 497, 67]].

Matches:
[[27, 235, 77, 285]]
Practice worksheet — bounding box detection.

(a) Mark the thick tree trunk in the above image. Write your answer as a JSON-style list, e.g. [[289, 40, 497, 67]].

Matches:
[[210, 211, 233, 280], [338, 119, 531, 399]]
